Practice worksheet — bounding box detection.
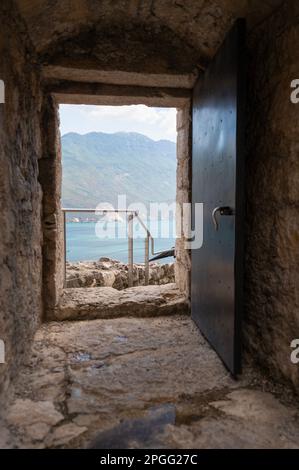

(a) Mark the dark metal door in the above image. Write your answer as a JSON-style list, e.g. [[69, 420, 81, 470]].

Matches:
[[191, 19, 246, 375]]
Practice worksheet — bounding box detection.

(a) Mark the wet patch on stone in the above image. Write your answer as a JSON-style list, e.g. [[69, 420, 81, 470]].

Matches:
[[90, 362, 105, 370], [89, 404, 176, 449], [72, 352, 92, 362], [114, 335, 128, 343]]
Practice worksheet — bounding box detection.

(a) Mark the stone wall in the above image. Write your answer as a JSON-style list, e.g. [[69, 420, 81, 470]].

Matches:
[[175, 104, 192, 300], [245, 0, 299, 390], [39, 96, 64, 320], [39, 90, 191, 320], [0, 2, 43, 401]]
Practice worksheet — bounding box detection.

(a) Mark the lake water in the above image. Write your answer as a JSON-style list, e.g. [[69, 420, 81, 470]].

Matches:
[[66, 220, 176, 264]]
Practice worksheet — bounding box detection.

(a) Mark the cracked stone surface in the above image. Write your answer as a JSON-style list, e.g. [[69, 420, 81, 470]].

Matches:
[[2, 315, 299, 449], [55, 283, 188, 321]]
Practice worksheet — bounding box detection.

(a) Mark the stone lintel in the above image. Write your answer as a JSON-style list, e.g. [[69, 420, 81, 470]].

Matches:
[[42, 65, 198, 89], [48, 80, 191, 107]]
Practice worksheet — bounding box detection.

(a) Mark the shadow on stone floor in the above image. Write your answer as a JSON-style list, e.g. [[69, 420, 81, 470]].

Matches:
[[89, 404, 176, 449]]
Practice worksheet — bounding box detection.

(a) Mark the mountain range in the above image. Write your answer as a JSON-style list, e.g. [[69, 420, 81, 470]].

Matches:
[[61, 131, 176, 210]]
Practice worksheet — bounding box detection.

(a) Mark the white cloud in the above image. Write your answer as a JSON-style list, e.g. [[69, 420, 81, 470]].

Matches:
[[59, 104, 177, 142]]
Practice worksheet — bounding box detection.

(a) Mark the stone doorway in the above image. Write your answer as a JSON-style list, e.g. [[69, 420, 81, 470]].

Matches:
[[40, 93, 192, 321], [60, 104, 178, 292]]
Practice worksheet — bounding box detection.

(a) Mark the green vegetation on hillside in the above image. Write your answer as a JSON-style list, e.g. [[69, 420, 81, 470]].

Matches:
[[61, 131, 176, 209]]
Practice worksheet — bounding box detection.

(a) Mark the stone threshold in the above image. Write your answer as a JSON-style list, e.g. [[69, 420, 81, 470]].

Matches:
[[53, 283, 189, 321]]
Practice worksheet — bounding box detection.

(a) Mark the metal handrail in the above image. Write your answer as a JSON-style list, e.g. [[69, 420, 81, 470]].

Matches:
[[62, 208, 164, 288]]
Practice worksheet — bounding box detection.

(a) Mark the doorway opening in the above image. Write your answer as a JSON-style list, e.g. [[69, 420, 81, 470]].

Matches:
[[39, 93, 192, 321], [59, 104, 178, 292]]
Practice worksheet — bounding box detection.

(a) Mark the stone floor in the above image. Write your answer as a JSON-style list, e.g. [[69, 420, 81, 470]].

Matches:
[[1, 315, 299, 449]]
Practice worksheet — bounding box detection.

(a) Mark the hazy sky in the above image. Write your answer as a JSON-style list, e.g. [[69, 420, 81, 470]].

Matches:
[[59, 104, 177, 142]]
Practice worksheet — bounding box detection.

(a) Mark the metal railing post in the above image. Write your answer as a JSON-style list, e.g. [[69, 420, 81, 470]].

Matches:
[[128, 213, 134, 287], [144, 235, 149, 285], [61, 208, 163, 289]]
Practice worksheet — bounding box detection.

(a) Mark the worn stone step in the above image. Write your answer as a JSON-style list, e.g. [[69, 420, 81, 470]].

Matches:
[[54, 283, 189, 321]]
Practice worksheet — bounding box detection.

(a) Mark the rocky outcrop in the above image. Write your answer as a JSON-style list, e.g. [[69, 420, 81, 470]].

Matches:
[[66, 258, 175, 289], [55, 283, 188, 321]]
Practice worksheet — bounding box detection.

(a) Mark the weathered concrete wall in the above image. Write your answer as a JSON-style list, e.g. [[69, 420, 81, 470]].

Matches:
[[175, 104, 192, 300], [39, 96, 64, 320], [0, 2, 43, 401], [245, 0, 299, 390]]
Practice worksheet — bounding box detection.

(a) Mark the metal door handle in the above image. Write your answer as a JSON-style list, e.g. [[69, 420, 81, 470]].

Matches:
[[212, 206, 235, 231]]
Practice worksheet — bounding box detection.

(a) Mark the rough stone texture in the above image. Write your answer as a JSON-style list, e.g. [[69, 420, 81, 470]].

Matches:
[[46, 70, 196, 91], [40, 22, 200, 87], [55, 283, 188, 321], [15, 0, 283, 62], [49, 81, 191, 106], [245, 1, 299, 390], [6, 399, 64, 428], [66, 258, 175, 289], [0, 1, 42, 402], [14, 1, 285, 100], [175, 104, 192, 299], [3, 316, 299, 449], [39, 95, 65, 319], [46, 423, 88, 447]]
